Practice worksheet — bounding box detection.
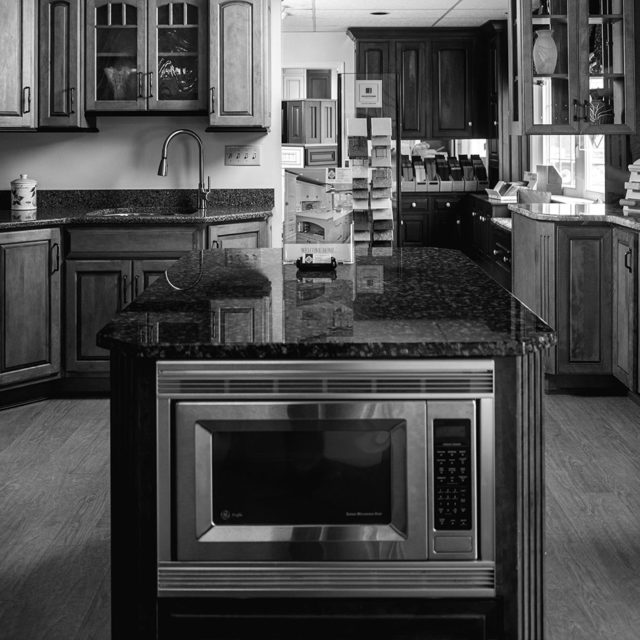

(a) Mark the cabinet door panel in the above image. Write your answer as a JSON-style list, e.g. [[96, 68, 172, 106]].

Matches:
[[397, 41, 426, 138], [147, 0, 207, 111], [132, 258, 176, 298], [0, 231, 61, 386], [66, 260, 130, 372], [0, 0, 36, 128], [431, 40, 474, 137], [209, 0, 269, 128], [556, 226, 612, 374], [612, 228, 637, 388], [86, 0, 147, 111]]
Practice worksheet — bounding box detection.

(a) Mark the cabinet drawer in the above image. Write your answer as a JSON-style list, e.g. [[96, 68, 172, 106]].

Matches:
[[66, 226, 199, 257]]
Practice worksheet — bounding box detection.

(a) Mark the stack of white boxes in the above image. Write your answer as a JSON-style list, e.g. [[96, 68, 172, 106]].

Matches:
[[620, 160, 640, 215], [346, 116, 394, 255]]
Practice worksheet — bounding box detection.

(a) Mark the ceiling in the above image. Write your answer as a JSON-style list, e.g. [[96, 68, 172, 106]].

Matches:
[[280, 0, 510, 32]]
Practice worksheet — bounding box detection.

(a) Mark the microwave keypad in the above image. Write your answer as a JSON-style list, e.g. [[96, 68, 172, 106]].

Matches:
[[433, 419, 472, 531]]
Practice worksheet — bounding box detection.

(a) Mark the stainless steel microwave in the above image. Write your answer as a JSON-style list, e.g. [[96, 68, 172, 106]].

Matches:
[[156, 360, 496, 598]]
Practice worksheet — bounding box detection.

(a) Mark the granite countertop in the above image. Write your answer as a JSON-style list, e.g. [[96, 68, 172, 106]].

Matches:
[[491, 217, 512, 231], [97, 247, 556, 360], [0, 189, 273, 231], [508, 202, 640, 231]]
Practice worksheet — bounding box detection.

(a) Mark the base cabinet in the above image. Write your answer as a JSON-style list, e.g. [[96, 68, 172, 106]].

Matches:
[[0, 228, 61, 386], [612, 227, 637, 389], [208, 220, 269, 249], [400, 195, 462, 248]]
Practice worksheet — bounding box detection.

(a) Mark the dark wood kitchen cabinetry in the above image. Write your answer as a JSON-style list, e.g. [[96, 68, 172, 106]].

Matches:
[[65, 226, 199, 373], [350, 28, 487, 139], [39, 0, 96, 129], [208, 0, 271, 130], [612, 227, 637, 389], [399, 194, 462, 248], [513, 215, 613, 379], [0, 228, 61, 386], [430, 37, 477, 138], [511, 0, 638, 134], [0, 0, 36, 129], [85, 0, 208, 112]]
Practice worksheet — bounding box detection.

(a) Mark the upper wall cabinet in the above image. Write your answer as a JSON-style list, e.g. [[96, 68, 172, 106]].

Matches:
[[510, 0, 638, 134], [85, 0, 208, 112], [350, 28, 486, 139], [0, 0, 36, 129], [39, 0, 96, 129], [208, 0, 271, 131]]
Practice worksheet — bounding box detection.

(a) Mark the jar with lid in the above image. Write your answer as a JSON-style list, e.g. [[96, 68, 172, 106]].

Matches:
[[11, 174, 38, 211]]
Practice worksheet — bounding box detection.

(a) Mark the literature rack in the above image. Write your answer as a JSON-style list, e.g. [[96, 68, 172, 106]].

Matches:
[[620, 161, 640, 216]]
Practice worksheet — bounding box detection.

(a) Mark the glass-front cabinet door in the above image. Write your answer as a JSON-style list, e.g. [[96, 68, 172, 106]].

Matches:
[[514, 0, 636, 134], [86, 0, 146, 110], [86, 0, 207, 111], [148, 0, 207, 110]]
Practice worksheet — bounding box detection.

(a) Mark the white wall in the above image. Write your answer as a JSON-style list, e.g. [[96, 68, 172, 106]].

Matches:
[[281, 32, 355, 74], [0, 0, 283, 244]]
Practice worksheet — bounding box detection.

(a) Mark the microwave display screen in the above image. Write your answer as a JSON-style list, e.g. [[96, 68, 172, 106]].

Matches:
[[210, 422, 399, 526]]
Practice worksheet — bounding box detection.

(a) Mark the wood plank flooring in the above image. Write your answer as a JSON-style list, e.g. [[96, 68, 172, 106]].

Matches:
[[0, 394, 638, 639]]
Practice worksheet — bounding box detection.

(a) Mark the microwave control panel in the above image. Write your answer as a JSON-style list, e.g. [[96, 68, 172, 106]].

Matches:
[[433, 418, 472, 530]]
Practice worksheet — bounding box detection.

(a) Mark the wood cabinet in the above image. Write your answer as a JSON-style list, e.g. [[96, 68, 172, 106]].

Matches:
[[283, 99, 336, 145], [350, 28, 487, 139], [0, 0, 36, 129], [0, 228, 61, 386], [39, 0, 95, 129], [210, 296, 271, 344], [281, 68, 305, 100], [86, 0, 208, 112], [65, 225, 200, 373], [208, 220, 269, 250], [511, 0, 638, 134], [513, 216, 613, 379], [399, 195, 463, 248], [208, 0, 271, 130], [612, 227, 637, 389], [430, 37, 477, 138]]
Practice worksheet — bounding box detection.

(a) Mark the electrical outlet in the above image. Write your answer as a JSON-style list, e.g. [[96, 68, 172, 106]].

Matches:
[[224, 145, 261, 166]]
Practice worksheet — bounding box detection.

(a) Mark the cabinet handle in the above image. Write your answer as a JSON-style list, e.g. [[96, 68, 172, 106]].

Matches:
[[22, 86, 31, 114], [134, 274, 140, 298], [211, 239, 220, 249], [122, 274, 128, 306], [493, 248, 501, 256], [503, 256, 510, 264], [480, 216, 486, 222], [411, 202, 417, 208], [147, 71, 154, 99], [68, 87, 75, 115], [493, 120, 498, 126], [624, 248, 633, 273], [445, 201, 451, 208], [582, 100, 590, 122], [471, 211, 477, 217], [573, 99, 580, 122], [456, 219, 461, 225], [210, 87, 215, 114], [468, 121, 472, 127], [137, 72, 145, 98], [50, 243, 60, 275]]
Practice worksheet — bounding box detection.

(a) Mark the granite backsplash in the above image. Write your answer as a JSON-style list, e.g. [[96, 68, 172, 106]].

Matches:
[[0, 188, 274, 211]]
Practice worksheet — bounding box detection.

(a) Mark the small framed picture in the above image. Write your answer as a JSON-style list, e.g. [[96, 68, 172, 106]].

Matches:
[[355, 80, 382, 108]]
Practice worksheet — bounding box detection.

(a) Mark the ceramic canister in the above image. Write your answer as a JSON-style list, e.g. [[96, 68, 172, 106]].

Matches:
[[11, 174, 38, 211]]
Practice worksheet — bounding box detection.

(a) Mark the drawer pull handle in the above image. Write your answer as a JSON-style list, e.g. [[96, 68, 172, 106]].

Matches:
[[50, 243, 60, 275], [22, 86, 31, 114], [210, 87, 215, 114], [134, 274, 140, 298], [624, 248, 633, 273], [69, 87, 76, 115], [122, 274, 128, 306]]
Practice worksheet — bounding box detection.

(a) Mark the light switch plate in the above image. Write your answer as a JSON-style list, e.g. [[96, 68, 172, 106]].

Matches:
[[224, 145, 261, 166]]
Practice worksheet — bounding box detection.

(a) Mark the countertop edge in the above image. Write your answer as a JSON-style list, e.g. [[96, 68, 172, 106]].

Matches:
[[508, 203, 640, 231]]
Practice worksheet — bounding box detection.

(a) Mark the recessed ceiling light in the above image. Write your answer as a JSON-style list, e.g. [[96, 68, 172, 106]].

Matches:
[[370, 11, 389, 16]]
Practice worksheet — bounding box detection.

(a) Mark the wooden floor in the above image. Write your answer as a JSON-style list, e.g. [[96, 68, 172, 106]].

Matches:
[[0, 394, 638, 639]]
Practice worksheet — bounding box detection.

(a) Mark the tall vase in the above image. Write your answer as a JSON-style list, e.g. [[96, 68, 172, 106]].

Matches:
[[533, 29, 558, 75]]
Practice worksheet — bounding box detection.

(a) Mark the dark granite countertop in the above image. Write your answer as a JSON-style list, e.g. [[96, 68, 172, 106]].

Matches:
[[509, 202, 640, 231], [97, 247, 556, 359], [0, 189, 273, 231]]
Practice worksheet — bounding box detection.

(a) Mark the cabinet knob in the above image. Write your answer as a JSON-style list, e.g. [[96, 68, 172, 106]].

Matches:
[[472, 211, 477, 217], [503, 256, 510, 264], [480, 216, 486, 222], [468, 121, 472, 127], [411, 202, 417, 208], [493, 249, 501, 256], [493, 120, 498, 126], [456, 219, 461, 225], [445, 201, 451, 208]]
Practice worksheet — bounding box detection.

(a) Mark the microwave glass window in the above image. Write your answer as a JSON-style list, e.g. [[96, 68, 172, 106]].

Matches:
[[211, 427, 395, 526]]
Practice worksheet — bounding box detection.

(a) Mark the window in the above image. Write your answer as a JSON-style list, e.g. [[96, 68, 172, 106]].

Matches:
[[530, 134, 605, 200]]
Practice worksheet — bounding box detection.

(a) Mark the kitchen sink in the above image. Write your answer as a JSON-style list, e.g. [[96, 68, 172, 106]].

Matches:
[[85, 207, 197, 218]]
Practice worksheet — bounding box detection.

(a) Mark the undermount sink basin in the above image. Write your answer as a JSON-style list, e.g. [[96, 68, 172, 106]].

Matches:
[[85, 207, 197, 218]]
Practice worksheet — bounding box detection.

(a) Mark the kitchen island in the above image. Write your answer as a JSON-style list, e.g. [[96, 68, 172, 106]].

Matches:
[[98, 247, 555, 640]]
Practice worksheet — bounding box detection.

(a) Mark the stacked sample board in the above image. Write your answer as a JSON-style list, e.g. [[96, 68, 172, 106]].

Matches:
[[347, 117, 394, 255], [621, 160, 640, 215]]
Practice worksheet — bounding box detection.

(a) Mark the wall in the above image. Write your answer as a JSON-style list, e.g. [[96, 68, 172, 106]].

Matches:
[[0, 0, 283, 245], [281, 31, 355, 74]]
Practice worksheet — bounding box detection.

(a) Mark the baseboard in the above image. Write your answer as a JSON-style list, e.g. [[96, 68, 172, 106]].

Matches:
[[0, 376, 109, 409]]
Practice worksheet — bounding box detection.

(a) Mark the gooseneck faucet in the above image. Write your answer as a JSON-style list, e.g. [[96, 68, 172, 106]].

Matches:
[[157, 129, 210, 213]]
